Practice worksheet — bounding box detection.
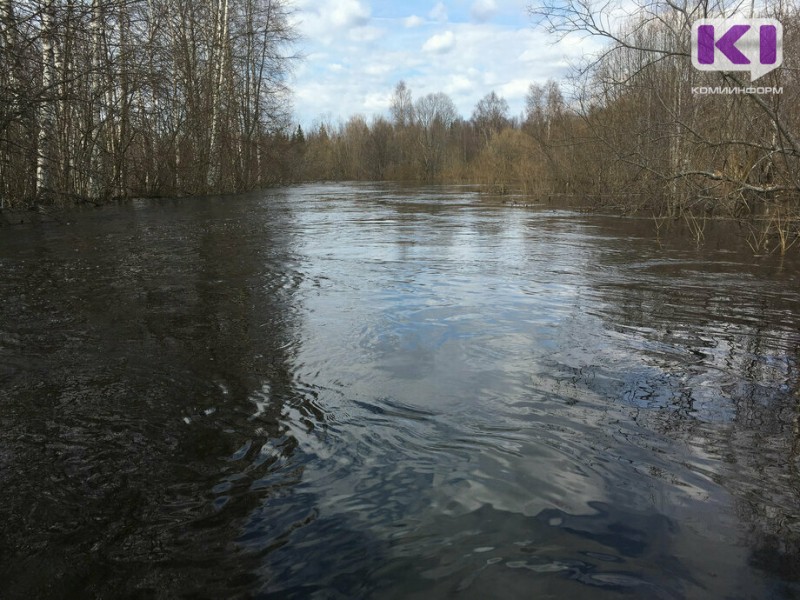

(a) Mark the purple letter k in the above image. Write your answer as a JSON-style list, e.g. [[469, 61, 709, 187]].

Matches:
[[698, 24, 751, 65]]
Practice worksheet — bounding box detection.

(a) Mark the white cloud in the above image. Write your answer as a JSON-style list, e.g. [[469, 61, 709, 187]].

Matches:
[[410, 25, 582, 115], [422, 30, 455, 53], [429, 2, 448, 22], [365, 62, 393, 77], [295, 0, 371, 44], [291, 8, 593, 128], [364, 91, 392, 113], [329, 0, 370, 29], [498, 78, 532, 101], [444, 74, 474, 95], [471, 0, 498, 22], [349, 26, 385, 43]]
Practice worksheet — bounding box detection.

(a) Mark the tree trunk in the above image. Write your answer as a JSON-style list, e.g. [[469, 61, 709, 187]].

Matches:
[[36, 0, 56, 200]]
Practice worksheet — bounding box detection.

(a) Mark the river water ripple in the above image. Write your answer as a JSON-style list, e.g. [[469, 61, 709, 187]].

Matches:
[[1, 183, 798, 599]]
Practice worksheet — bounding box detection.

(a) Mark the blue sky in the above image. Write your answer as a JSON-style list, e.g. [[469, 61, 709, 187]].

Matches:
[[288, 0, 601, 129]]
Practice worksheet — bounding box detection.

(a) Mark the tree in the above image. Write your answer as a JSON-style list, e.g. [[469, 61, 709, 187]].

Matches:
[[35, 0, 56, 199], [414, 92, 458, 180], [528, 0, 800, 217], [0, 0, 298, 206], [390, 80, 414, 128], [471, 91, 510, 144], [366, 116, 393, 180]]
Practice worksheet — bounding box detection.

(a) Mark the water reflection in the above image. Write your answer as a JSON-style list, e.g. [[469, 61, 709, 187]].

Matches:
[[554, 214, 800, 593], [1, 183, 799, 598], [371, 502, 686, 600], [0, 193, 340, 597]]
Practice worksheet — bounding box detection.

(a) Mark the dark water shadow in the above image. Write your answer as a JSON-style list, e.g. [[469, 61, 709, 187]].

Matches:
[[0, 192, 390, 598]]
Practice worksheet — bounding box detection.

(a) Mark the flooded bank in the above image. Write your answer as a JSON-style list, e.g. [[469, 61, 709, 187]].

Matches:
[[1, 183, 798, 598]]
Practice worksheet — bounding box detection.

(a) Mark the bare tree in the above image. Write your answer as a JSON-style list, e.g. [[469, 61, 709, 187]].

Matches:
[[0, 0, 298, 206], [414, 92, 458, 180], [390, 80, 414, 128], [529, 0, 800, 216], [471, 91, 510, 144]]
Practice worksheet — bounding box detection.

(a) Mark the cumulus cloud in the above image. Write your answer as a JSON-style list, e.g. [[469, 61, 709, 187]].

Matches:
[[349, 26, 385, 43], [365, 62, 393, 77], [498, 78, 532, 100], [298, 0, 370, 40], [410, 25, 577, 114], [404, 15, 425, 28], [364, 91, 392, 112], [518, 48, 539, 62], [470, 0, 498, 22], [429, 2, 448, 22], [445, 74, 474, 95], [422, 30, 455, 53], [291, 10, 596, 128], [328, 0, 370, 28]]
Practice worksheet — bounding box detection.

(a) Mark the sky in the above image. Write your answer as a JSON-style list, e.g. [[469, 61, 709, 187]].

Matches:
[[288, 0, 603, 129]]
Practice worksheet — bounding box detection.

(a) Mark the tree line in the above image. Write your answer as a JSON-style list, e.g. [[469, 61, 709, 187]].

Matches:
[[3, 0, 798, 251], [0, 0, 296, 207], [295, 80, 571, 195], [293, 0, 799, 252]]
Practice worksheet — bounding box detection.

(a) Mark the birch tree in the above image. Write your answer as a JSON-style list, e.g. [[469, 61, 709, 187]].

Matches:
[[36, 0, 56, 199], [0, 0, 297, 206]]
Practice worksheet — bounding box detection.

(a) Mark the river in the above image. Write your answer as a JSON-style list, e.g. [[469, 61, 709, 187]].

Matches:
[[1, 183, 798, 599]]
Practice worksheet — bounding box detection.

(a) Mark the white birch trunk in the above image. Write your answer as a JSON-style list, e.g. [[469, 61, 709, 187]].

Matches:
[[89, 0, 103, 198], [36, 0, 56, 199], [207, 0, 229, 190]]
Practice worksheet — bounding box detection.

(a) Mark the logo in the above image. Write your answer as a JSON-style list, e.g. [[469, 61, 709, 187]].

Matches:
[[691, 18, 783, 81]]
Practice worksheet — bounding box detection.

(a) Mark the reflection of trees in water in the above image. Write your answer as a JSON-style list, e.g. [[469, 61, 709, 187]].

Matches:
[[731, 344, 800, 585], [0, 195, 331, 598], [162, 196, 312, 593], [585, 230, 800, 587]]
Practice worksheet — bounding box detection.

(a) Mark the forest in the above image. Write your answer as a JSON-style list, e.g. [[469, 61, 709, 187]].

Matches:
[[1, 0, 799, 251], [0, 0, 297, 204], [296, 1, 800, 252]]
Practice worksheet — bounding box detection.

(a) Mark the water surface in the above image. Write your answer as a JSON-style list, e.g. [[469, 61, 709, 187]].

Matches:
[[1, 183, 798, 599]]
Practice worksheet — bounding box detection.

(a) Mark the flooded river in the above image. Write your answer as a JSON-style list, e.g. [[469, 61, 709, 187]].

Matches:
[[1, 183, 798, 599]]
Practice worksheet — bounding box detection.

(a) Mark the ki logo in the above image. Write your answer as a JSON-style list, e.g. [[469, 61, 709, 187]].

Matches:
[[691, 18, 783, 81]]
